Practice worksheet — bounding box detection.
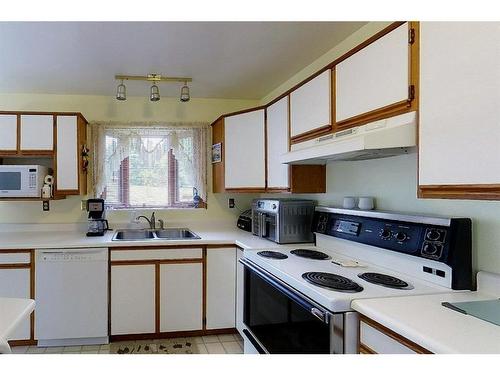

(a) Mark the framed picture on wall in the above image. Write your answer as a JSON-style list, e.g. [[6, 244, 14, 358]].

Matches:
[[212, 142, 222, 163]]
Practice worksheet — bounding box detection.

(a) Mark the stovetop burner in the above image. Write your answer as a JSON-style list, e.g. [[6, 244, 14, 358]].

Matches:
[[257, 251, 288, 260], [302, 272, 363, 293], [358, 272, 412, 290], [290, 249, 330, 260]]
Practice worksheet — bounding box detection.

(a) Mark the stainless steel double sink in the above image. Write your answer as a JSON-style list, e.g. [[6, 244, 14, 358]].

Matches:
[[112, 228, 200, 241]]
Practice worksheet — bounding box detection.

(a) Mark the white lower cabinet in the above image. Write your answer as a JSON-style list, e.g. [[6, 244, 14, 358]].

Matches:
[[206, 247, 237, 329], [111, 264, 156, 335], [235, 249, 244, 335], [159, 263, 203, 332], [0, 268, 31, 340], [359, 318, 429, 354]]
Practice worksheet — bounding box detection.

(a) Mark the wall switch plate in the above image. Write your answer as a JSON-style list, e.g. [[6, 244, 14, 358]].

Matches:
[[81, 200, 87, 211], [42, 200, 50, 211], [228, 198, 235, 208]]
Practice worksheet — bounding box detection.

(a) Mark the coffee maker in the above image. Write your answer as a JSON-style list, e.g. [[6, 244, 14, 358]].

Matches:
[[86, 198, 109, 237]]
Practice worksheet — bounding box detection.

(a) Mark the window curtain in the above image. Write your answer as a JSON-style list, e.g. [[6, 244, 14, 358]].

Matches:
[[90, 121, 208, 208]]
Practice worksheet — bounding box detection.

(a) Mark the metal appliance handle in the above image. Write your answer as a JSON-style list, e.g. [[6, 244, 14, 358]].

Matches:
[[260, 213, 267, 238], [240, 258, 330, 324]]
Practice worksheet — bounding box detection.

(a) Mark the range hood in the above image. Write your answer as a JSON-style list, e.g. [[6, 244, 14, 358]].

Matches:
[[281, 111, 417, 165]]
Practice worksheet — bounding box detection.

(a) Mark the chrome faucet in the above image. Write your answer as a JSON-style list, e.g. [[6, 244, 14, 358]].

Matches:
[[136, 212, 165, 230]]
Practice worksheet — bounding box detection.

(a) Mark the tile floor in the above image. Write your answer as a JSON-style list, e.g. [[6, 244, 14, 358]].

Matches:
[[10, 333, 244, 354]]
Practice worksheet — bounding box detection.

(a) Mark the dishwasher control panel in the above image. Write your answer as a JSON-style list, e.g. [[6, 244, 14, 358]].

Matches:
[[38, 248, 108, 262]]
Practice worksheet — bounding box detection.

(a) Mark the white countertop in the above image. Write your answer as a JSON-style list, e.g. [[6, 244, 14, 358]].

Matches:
[[0, 298, 35, 340], [352, 291, 500, 354], [0, 222, 289, 250]]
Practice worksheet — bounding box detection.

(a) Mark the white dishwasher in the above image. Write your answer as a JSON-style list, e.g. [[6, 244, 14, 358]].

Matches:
[[35, 248, 108, 347]]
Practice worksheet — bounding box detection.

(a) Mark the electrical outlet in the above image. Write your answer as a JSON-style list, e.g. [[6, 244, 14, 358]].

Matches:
[[228, 198, 235, 208], [81, 200, 87, 211], [42, 200, 50, 211]]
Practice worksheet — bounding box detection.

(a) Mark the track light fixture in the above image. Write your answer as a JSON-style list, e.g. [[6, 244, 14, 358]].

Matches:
[[116, 79, 126, 101], [180, 81, 190, 102], [150, 83, 160, 102], [114, 74, 192, 102]]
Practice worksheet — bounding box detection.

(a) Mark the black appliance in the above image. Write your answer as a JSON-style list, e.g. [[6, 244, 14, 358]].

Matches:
[[241, 259, 344, 354], [86, 198, 109, 237], [237, 209, 252, 232]]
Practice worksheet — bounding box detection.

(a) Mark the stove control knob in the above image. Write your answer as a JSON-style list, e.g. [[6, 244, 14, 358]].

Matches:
[[395, 232, 408, 242], [423, 242, 438, 255], [426, 229, 441, 241], [380, 229, 392, 240], [422, 242, 442, 257]]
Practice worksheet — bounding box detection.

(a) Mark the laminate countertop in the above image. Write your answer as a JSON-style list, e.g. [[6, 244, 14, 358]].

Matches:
[[352, 290, 500, 354], [0, 222, 293, 251]]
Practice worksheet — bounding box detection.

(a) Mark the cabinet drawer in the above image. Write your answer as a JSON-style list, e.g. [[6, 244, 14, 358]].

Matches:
[[0, 252, 31, 265], [111, 248, 203, 261], [360, 318, 430, 354]]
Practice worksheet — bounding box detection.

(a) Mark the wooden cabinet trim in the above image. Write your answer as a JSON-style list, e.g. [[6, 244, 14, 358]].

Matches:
[[111, 258, 203, 266], [290, 125, 333, 145], [110, 327, 237, 342], [111, 245, 205, 251], [359, 343, 377, 354], [5, 249, 36, 346], [335, 100, 411, 131], [359, 315, 432, 354], [418, 184, 500, 200]]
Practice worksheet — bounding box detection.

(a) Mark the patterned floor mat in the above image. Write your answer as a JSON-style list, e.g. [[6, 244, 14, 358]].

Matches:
[[110, 339, 200, 354]]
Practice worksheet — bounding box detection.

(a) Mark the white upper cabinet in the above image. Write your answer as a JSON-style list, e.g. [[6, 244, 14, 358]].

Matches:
[[224, 109, 265, 189], [0, 115, 17, 151], [266, 96, 289, 188], [206, 248, 236, 330], [290, 69, 331, 137], [56, 115, 79, 191], [336, 23, 409, 122], [159, 263, 203, 332], [20, 115, 53, 150], [419, 22, 500, 187]]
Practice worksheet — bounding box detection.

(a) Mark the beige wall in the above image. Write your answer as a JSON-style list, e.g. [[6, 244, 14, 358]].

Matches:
[[0, 93, 260, 224]]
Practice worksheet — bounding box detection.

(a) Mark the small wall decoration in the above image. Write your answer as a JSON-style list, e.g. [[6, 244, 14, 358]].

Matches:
[[212, 142, 222, 163]]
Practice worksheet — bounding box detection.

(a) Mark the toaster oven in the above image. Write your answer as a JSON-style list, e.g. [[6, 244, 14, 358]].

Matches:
[[251, 199, 315, 244]]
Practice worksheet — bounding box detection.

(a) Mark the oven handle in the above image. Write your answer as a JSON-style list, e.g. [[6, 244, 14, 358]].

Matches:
[[242, 329, 267, 354], [240, 258, 331, 324]]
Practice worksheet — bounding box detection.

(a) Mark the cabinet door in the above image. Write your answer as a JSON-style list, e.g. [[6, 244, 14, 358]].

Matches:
[[336, 23, 409, 122], [0, 115, 18, 151], [0, 268, 31, 340], [206, 248, 236, 329], [419, 22, 500, 189], [224, 110, 265, 189], [235, 249, 244, 335], [290, 69, 331, 138], [55, 115, 79, 192], [20, 115, 53, 151], [267, 96, 289, 188], [111, 264, 155, 335], [159, 263, 203, 332]]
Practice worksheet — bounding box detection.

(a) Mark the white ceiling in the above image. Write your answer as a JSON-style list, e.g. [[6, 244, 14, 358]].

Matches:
[[0, 22, 366, 99]]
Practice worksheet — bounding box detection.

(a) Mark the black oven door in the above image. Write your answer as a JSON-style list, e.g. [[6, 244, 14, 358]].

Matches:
[[241, 259, 342, 354]]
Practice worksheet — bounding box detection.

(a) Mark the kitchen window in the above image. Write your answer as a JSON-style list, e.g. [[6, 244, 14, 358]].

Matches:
[[91, 122, 207, 209]]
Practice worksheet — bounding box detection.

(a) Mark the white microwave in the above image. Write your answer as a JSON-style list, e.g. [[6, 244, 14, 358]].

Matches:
[[0, 165, 48, 197]]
